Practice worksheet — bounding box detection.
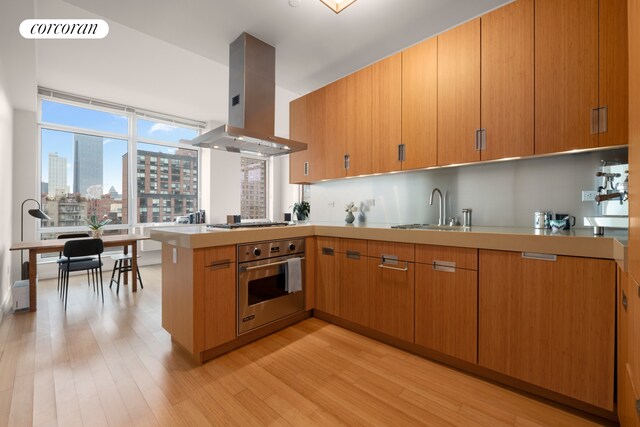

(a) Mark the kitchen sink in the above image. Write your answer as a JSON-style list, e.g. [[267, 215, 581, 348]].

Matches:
[[583, 215, 628, 229], [390, 224, 470, 231]]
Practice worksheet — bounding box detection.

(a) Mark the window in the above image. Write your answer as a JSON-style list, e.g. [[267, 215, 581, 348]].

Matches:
[[39, 91, 203, 238], [240, 157, 267, 220]]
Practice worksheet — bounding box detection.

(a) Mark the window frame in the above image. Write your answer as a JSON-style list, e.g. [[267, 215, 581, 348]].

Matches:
[[36, 91, 204, 240]]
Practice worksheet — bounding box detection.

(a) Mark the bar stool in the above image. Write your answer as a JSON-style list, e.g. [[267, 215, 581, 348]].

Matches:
[[109, 254, 143, 294]]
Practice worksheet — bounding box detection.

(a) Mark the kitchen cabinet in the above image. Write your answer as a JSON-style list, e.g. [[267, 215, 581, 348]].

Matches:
[[289, 88, 326, 183], [437, 18, 481, 166], [415, 245, 478, 363], [315, 237, 340, 316], [535, 0, 599, 154], [617, 270, 640, 426], [203, 246, 236, 349], [324, 79, 348, 180], [338, 239, 369, 326], [372, 53, 403, 173], [289, 96, 308, 184], [480, 0, 534, 160], [599, 0, 629, 148], [629, 0, 640, 283], [401, 38, 438, 170], [345, 66, 373, 177], [478, 250, 615, 410], [367, 241, 414, 342]]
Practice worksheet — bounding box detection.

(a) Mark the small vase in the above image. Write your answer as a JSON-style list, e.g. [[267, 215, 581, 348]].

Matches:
[[345, 211, 355, 224], [91, 228, 103, 239]]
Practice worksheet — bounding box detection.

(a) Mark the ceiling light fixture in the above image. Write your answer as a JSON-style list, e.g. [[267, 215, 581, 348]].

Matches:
[[320, 0, 357, 14]]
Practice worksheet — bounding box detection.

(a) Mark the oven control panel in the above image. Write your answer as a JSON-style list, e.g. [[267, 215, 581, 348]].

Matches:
[[238, 238, 306, 263]]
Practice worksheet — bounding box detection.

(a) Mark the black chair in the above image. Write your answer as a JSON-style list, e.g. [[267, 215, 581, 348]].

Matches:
[[60, 238, 104, 310], [56, 233, 92, 292]]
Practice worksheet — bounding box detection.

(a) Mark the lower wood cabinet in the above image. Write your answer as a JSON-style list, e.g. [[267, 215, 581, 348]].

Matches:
[[618, 269, 640, 426], [202, 246, 236, 350], [315, 238, 340, 316], [338, 239, 369, 326], [478, 250, 615, 410], [415, 245, 478, 363], [367, 241, 415, 342]]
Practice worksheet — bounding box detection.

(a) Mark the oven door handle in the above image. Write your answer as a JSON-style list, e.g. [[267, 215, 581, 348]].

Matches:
[[241, 257, 305, 272]]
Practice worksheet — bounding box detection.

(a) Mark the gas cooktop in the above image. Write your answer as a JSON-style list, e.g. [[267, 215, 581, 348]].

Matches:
[[206, 221, 289, 229]]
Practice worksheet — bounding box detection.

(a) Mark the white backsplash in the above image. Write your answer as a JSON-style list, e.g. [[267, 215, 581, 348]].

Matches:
[[308, 148, 628, 227]]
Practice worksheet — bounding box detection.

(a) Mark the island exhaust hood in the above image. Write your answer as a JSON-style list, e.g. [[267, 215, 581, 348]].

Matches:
[[189, 33, 307, 156]]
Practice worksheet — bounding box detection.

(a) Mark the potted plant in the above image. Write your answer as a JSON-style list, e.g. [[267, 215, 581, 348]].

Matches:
[[84, 214, 111, 238], [292, 201, 310, 221]]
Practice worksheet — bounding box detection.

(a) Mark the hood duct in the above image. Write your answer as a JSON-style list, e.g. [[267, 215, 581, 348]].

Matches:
[[189, 33, 307, 156]]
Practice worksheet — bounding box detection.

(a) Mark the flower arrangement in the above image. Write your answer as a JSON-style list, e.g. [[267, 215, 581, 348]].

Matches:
[[84, 214, 111, 238], [345, 202, 358, 213]]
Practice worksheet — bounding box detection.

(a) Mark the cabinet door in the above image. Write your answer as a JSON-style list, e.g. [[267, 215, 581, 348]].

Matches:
[[338, 249, 369, 326], [372, 54, 402, 174], [599, 0, 629, 147], [203, 247, 236, 350], [307, 88, 326, 181], [479, 250, 615, 410], [415, 263, 477, 363], [324, 79, 348, 179], [437, 18, 481, 166], [346, 66, 372, 177], [289, 96, 309, 184], [368, 257, 414, 342], [630, 0, 640, 283], [481, 0, 534, 160], [315, 238, 340, 316], [402, 37, 438, 170], [535, 0, 598, 154]]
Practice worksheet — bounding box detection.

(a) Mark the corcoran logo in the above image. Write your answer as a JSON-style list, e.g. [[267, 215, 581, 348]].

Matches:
[[19, 19, 109, 39]]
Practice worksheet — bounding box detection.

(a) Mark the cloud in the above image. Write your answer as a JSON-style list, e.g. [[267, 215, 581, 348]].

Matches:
[[150, 123, 178, 133]]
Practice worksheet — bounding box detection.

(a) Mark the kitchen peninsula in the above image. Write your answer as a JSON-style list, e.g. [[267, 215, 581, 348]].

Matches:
[[151, 223, 627, 418]]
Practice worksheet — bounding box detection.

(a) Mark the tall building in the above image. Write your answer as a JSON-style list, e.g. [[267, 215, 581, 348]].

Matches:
[[48, 152, 67, 198], [122, 149, 198, 223], [73, 134, 103, 197]]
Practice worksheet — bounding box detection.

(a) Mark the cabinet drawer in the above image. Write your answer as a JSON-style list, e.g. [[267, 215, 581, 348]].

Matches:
[[316, 236, 338, 254], [368, 240, 414, 262], [202, 245, 236, 268], [338, 238, 367, 256], [415, 245, 477, 270]]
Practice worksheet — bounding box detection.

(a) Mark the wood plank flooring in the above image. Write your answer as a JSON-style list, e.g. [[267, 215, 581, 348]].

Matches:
[[0, 266, 609, 426]]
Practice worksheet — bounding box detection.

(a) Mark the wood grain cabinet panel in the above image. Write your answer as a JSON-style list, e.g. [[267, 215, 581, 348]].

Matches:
[[371, 53, 403, 174], [534, 0, 599, 154], [307, 88, 327, 181], [315, 238, 340, 316], [338, 247, 369, 326], [437, 18, 481, 166], [345, 66, 373, 177], [480, 0, 534, 160], [324, 79, 348, 179], [478, 250, 615, 410], [401, 38, 438, 170], [203, 250, 236, 350], [629, 0, 640, 283], [289, 96, 308, 184]]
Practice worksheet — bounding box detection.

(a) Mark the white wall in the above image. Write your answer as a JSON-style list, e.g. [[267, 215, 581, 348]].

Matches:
[[309, 148, 628, 227], [0, 68, 14, 317]]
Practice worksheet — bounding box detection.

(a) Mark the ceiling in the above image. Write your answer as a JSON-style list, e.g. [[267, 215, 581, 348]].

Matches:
[[61, 0, 512, 95]]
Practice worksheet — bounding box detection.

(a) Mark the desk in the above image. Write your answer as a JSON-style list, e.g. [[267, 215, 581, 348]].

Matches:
[[10, 234, 148, 311]]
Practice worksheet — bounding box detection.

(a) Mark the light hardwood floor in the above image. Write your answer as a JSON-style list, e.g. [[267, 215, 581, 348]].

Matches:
[[0, 266, 609, 426]]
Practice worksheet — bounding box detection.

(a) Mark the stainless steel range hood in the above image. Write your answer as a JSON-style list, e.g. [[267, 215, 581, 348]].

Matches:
[[189, 33, 307, 156]]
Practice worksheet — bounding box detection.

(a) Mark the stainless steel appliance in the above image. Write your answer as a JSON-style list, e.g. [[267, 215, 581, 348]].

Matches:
[[237, 238, 305, 334], [207, 221, 288, 230]]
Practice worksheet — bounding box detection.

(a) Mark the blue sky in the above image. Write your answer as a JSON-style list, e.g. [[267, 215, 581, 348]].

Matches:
[[41, 100, 199, 194]]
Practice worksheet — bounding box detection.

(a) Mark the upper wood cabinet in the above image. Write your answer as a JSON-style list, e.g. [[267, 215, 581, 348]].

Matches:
[[324, 78, 348, 180], [599, 0, 629, 148], [480, 0, 534, 160], [437, 18, 481, 166], [371, 53, 403, 173], [535, 0, 599, 154], [401, 39, 438, 170], [345, 66, 373, 177], [629, 0, 640, 284], [289, 96, 308, 184], [289, 88, 326, 184], [478, 250, 615, 410]]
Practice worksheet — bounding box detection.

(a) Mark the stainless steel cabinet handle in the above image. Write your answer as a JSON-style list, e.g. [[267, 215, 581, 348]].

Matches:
[[598, 106, 608, 134], [378, 262, 409, 272], [480, 128, 487, 150], [303, 161, 309, 176], [346, 250, 360, 260], [344, 154, 350, 170], [591, 107, 599, 135], [475, 129, 482, 151], [241, 257, 305, 271], [321, 247, 334, 256], [432, 260, 456, 273], [398, 144, 406, 162], [209, 260, 232, 271], [622, 290, 628, 311], [521, 252, 557, 261]]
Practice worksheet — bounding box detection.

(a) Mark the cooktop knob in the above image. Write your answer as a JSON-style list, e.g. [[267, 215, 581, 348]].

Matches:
[[253, 247, 261, 256], [288, 243, 296, 251]]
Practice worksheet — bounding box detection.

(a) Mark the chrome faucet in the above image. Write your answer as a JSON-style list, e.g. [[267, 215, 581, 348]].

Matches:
[[429, 188, 445, 226]]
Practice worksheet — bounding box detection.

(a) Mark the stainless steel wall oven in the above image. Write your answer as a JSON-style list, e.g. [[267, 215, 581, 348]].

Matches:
[[237, 238, 305, 334]]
